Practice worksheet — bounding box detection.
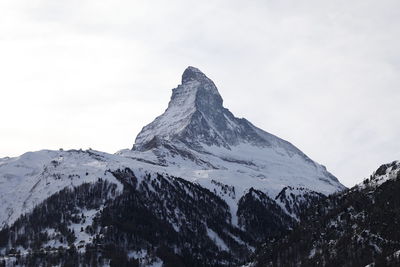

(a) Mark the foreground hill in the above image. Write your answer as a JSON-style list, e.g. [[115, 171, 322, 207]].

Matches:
[[252, 161, 400, 267]]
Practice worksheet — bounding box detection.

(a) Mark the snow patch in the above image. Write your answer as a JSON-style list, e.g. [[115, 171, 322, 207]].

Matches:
[[206, 227, 229, 251]]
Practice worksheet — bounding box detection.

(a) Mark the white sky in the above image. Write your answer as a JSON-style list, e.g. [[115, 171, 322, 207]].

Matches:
[[1, 0, 399, 187]]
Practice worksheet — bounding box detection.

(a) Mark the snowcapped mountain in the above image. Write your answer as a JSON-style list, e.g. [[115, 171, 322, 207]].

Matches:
[[127, 66, 344, 199], [0, 66, 346, 266], [0, 66, 345, 227]]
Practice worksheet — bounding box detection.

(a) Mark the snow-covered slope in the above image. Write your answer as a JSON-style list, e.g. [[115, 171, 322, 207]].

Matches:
[[0, 149, 120, 227], [0, 149, 184, 228]]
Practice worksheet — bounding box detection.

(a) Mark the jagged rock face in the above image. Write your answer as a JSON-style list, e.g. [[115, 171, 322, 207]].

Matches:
[[135, 66, 268, 150]]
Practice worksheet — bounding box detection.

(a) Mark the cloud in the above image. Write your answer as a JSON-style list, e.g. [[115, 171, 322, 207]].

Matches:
[[0, 0, 399, 187]]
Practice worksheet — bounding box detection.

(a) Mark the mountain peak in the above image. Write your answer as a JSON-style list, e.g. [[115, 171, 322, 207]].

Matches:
[[172, 66, 223, 110], [135, 67, 232, 149], [134, 67, 285, 150], [182, 66, 207, 83]]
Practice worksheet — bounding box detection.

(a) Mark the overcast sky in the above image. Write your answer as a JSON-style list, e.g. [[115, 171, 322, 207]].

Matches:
[[1, 0, 399, 187]]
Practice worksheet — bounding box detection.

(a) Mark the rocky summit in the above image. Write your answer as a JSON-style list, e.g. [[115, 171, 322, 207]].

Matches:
[[134, 66, 266, 150]]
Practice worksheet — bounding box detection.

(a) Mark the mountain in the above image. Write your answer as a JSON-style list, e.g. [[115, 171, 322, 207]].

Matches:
[[125, 66, 344, 211], [0, 67, 345, 266], [251, 161, 400, 267]]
